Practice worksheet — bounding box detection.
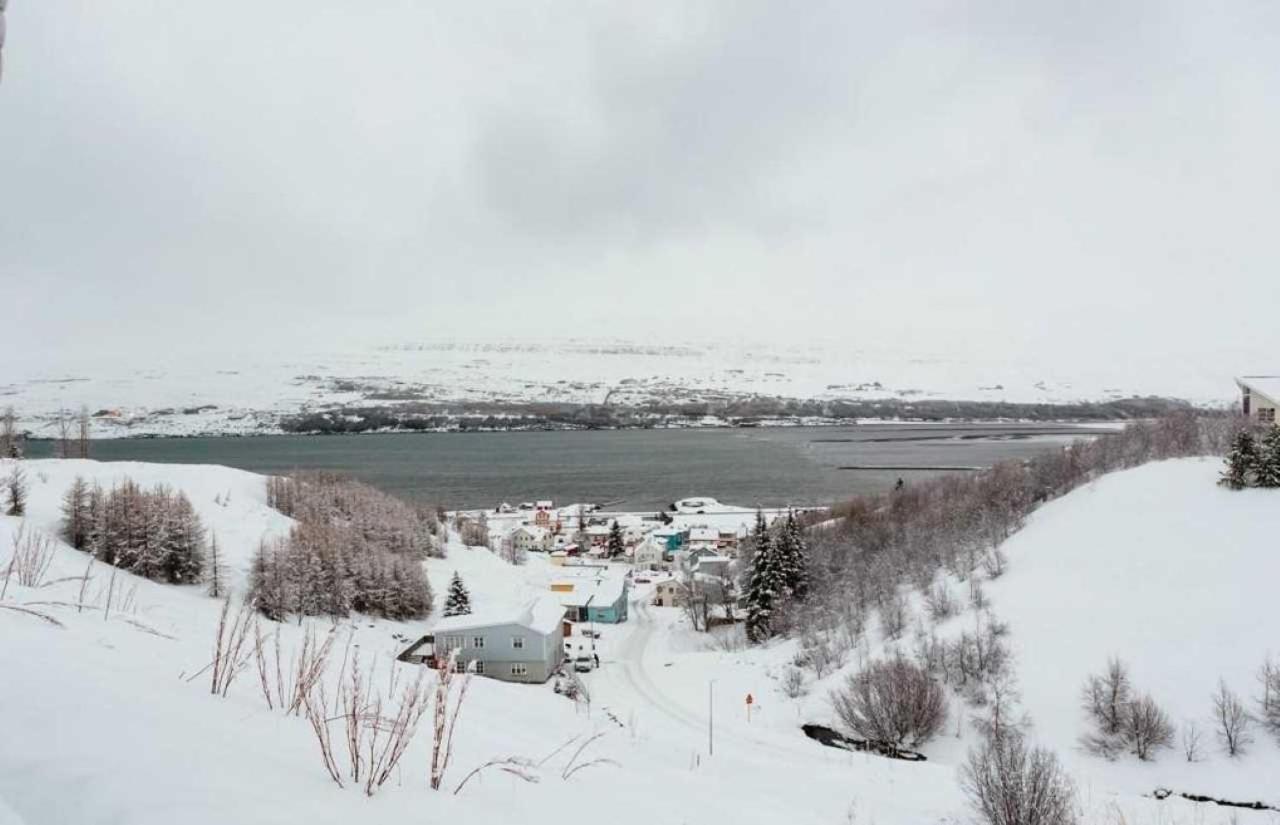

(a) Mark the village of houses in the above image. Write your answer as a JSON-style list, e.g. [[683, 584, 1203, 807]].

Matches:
[[400, 497, 800, 688]]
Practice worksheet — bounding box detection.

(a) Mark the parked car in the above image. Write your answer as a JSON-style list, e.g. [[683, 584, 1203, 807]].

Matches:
[[573, 656, 594, 673], [634, 577, 651, 584]]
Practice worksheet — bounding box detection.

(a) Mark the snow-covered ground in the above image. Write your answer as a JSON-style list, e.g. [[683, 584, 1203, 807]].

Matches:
[[1, 337, 1239, 438], [1, 457, 1275, 824]]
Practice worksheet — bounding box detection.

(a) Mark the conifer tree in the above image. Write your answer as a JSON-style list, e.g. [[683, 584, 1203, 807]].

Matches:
[[4, 466, 26, 516], [607, 520, 625, 558], [1220, 429, 1258, 489], [61, 476, 92, 549], [745, 510, 782, 643], [206, 532, 228, 598], [777, 510, 810, 601], [444, 571, 472, 617], [1255, 427, 1280, 489]]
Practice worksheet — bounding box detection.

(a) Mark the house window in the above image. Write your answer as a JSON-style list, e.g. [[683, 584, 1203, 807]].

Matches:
[[512, 636, 525, 649], [473, 661, 485, 675], [510, 663, 528, 677], [1261, 408, 1276, 423], [472, 636, 485, 649], [454, 659, 466, 673]]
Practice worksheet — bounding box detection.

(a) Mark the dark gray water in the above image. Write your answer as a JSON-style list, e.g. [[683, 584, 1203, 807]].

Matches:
[[28, 423, 1103, 510]]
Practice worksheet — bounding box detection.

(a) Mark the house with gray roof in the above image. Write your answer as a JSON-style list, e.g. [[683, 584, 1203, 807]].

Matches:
[[398, 596, 566, 684], [1237, 376, 1280, 427]]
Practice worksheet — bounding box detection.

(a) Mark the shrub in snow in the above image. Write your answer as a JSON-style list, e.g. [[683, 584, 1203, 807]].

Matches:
[[925, 580, 958, 621], [831, 656, 947, 749], [1081, 658, 1132, 742], [781, 666, 807, 698], [961, 733, 1078, 825]]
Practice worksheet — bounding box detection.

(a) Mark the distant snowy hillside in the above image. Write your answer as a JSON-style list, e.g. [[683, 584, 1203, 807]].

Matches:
[[989, 457, 1280, 805], [2, 337, 1235, 437]]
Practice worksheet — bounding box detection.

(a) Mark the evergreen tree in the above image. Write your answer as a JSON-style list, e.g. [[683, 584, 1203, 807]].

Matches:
[[1220, 430, 1258, 489], [745, 510, 783, 643], [1255, 427, 1280, 489], [607, 520, 625, 558], [444, 571, 472, 617], [776, 510, 810, 601]]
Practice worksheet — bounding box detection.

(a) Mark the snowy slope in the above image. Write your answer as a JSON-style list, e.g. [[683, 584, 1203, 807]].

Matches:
[[988, 458, 1280, 806], [2, 336, 1238, 437], [1, 458, 1272, 825]]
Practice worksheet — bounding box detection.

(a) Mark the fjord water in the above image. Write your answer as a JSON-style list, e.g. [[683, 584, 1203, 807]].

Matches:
[[35, 423, 1100, 510]]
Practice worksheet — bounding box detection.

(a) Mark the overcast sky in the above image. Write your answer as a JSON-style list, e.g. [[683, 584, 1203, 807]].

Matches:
[[2, 1, 1279, 372]]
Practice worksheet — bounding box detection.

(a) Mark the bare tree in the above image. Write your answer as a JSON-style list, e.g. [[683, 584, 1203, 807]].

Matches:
[[0, 406, 20, 458], [206, 532, 228, 598], [960, 734, 1078, 825], [77, 406, 91, 459], [1212, 680, 1252, 757], [830, 656, 947, 749], [1124, 693, 1174, 761], [1081, 658, 1131, 738], [1258, 657, 1280, 736]]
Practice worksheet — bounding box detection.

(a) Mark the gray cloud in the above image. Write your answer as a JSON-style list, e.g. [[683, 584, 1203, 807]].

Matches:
[[2, 1, 1278, 374]]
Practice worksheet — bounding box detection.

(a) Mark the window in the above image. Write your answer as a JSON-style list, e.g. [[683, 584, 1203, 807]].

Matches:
[[473, 661, 485, 675], [454, 659, 466, 673], [472, 636, 485, 649], [1260, 408, 1276, 423], [510, 664, 528, 677], [512, 636, 525, 649]]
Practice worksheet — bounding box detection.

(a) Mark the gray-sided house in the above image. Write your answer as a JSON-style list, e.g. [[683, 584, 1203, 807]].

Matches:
[[397, 596, 567, 684]]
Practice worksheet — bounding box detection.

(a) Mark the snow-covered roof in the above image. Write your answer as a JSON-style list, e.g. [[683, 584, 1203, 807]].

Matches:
[[512, 524, 548, 538], [535, 500, 553, 508], [553, 575, 627, 608], [1238, 375, 1280, 404], [688, 527, 717, 541], [430, 596, 565, 636]]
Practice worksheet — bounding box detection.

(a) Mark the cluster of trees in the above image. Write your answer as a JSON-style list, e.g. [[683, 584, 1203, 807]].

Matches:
[[1219, 426, 1280, 488], [1, 407, 23, 459], [1079, 656, 1280, 765], [799, 414, 1230, 650], [744, 510, 810, 642], [61, 476, 206, 584], [252, 473, 436, 621], [4, 465, 25, 516], [1080, 658, 1174, 761]]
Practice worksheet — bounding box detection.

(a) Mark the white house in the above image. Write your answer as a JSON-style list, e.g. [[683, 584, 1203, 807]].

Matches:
[[510, 524, 551, 553], [631, 537, 668, 571], [1237, 376, 1280, 426]]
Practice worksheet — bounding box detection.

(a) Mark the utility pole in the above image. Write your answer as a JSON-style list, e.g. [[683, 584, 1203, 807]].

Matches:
[[708, 679, 716, 757]]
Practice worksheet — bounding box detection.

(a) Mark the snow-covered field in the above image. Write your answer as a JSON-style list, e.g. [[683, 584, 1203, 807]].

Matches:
[[1, 337, 1239, 438], [1, 456, 1276, 824]]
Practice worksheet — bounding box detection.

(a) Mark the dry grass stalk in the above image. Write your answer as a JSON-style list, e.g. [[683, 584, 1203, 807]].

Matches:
[[3, 525, 56, 593], [0, 602, 66, 627], [286, 625, 336, 715], [364, 665, 430, 796], [303, 682, 344, 788], [453, 756, 539, 795], [210, 597, 256, 697]]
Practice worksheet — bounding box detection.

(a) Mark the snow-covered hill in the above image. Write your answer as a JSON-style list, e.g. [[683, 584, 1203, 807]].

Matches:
[[990, 458, 1280, 805], [1, 457, 1274, 824], [2, 337, 1237, 437]]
